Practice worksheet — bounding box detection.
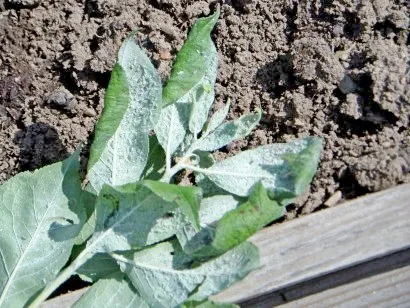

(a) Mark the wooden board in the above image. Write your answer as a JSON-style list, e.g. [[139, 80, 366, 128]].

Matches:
[[42, 183, 410, 307], [238, 247, 410, 307], [280, 263, 410, 307], [212, 182, 410, 303]]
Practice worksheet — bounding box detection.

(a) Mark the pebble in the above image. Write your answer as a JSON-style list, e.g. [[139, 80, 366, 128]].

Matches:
[[324, 191, 342, 207], [83, 107, 97, 117], [339, 74, 358, 94], [159, 51, 172, 61], [46, 87, 76, 111]]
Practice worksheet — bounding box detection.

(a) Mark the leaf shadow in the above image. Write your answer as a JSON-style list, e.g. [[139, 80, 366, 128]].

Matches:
[[47, 150, 88, 242]]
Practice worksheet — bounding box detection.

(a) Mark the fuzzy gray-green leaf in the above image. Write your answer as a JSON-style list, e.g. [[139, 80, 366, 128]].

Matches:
[[143, 180, 202, 230], [188, 52, 218, 135], [86, 185, 177, 254], [0, 153, 84, 307], [155, 102, 190, 157], [76, 253, 119, 283], [85, 181, 201, 254], [116, 240, 259, 307], [203, 100, 230, 135], [73, 273, 148, 308], [87, 36, 162, 193], [196, 110, 261, 151], [196, 137, 322, 198]]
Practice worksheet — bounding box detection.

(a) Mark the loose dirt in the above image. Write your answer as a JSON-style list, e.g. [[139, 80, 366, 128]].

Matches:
[[0, 0, 409, 217]]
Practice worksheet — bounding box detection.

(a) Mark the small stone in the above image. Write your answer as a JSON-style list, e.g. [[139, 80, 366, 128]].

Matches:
[[111, 21, 124, 30], [339, 74, 358, 94], [159, 51, 172, 61], [46, 87, 76, 111], [340, 94, 363, 119], [5, 107, 21, 120], [332, 24, 344, 36], [83, 107, 97, 117], [324, 191, 342, 207]]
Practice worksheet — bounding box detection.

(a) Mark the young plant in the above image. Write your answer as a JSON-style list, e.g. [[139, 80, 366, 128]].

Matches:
[[0, 12, 322, 308]]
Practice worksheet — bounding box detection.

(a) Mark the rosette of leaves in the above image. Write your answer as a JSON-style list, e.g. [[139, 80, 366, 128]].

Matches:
[[0, 12, 322, 308]]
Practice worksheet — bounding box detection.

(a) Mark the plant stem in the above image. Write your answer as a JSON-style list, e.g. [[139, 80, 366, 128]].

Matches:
[[159, 139, 200, 183], [28, 250, 92, 307], [159, 164, 184, 183]]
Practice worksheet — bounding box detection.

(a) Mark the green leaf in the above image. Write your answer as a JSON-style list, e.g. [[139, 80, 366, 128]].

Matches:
[[75, 253, 119, 283], [184, 183, 284, 259], [141, 135, 166, 181], [194, 152, 228, 197], [199, 195, 240, 226], [114, 240, 259, 308], [0, 153, 84, 307], [86, 185, 177, 254], [203, 99, 231, 135], [188, 52, 218, 135], [182, 300, 239, 308], [196, 110, 261, 151], [85, 181, 201, 254], [162, 12, 219, 107], [193, 137, 323, 198], [155, 102, 190, 158], [176, 195, 240, 249], [87, 35, 162, 193], [195, 150, 215, 168], [74, 190, 97, 245], [87, 64, 129, 170], [73, 273, 148, 308], [143, 180, 202, 230]]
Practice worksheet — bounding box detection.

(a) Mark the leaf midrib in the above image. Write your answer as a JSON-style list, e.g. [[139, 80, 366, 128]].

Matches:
[[112, 253, 238, 277], [181, 165, 276, 180]]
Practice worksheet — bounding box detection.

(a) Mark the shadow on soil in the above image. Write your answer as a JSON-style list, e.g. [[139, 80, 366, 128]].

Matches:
[[13, 122, 68, 171]]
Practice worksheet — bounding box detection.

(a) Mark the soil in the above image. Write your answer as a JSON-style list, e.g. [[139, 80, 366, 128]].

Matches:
[[0, 0, 409, 218]]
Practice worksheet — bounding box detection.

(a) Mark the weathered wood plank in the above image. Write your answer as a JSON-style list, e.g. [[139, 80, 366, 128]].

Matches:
[[240, 247, 410, 307], [41, 183, 410, 307], [213, 183, 410, 303], [280, 263, 410, 307]]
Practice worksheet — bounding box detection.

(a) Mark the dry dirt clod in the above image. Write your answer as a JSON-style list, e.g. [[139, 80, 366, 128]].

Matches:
[[46, 87, 77, 112]]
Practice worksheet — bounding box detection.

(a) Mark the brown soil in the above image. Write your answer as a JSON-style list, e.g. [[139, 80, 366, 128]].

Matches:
[[0, 0, 409, 217]]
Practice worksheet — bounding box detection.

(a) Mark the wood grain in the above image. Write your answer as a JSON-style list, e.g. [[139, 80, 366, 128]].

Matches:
[[240, 247, 410, 307], [280, 264, 410, 308], [212, 183, 410, 303], [41, 183, 410, 307]]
